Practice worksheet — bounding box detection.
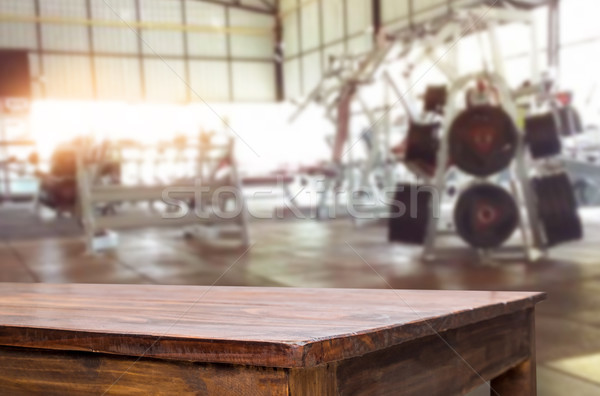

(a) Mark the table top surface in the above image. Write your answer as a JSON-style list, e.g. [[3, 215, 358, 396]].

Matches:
[[0, 283, 545, 368]]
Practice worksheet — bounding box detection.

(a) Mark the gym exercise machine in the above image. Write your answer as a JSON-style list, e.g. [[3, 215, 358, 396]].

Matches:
[[288, 1, 557, 225], [556, 93, 600, 207], [0, 50, 38, 204], [0, 99, 38, 204], [289, 30, 413, 221], [76, 132, 249, 252], [290, 0, 580, 260], [387, 3, 583, 262]]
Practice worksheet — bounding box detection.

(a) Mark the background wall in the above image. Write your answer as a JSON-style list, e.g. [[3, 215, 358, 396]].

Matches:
[[1, 0, 598, 115], [281, 0, 600, 129], [559, 0, 600, 123], [0, 0, 277, 102], [281, 0, 374, 99], [280, 0, 554, 100]]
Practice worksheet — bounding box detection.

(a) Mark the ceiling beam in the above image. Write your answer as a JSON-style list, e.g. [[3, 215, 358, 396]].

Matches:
[[0, 14, 272, 35], [187, 0, 276, 15]]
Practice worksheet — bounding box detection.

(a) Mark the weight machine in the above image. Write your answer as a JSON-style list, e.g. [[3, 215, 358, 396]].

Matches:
[[76, 132, 249, 252], [387, 4, 583, 262], [291, 0, 581, 261], [0, 99, 38, 204], [557, 93, 600, 207], [288, 1, 556, 225], [289, 30, 412, 222]]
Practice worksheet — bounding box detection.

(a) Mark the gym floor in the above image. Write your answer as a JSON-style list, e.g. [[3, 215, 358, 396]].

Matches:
[[1, 204, 599, 395]]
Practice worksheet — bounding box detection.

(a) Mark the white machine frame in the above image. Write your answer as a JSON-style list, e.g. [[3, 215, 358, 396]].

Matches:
[[77, 135, 249, 252], [291, 1, 555, 261]]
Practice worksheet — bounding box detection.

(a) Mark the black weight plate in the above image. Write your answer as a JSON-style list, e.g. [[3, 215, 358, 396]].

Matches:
[[454, 183, 519, 249], [538, 176, 570, 245], [449, 105, 518, 177], [405, 122, 440, 176], [532, 173, 583, 246], [550, 173, 583, 243], [532, 177, 551, 225], [424, 85, 447, 114], [388, 183, 431, 245], [525, 112, 562, 158], [539, 175, 571, 242], [554, 173, 578, 213]]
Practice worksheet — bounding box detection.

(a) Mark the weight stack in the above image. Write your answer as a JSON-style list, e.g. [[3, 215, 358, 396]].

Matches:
[[388, 183, 432, 245], [423, 85, 447, 114], [525, 112, 562, 159], [532, 173, 583, 246], [404, 122, 440, 177]]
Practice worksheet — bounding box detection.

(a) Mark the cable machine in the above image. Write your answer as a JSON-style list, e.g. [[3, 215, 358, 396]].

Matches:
[[291, 1, 582, 261]]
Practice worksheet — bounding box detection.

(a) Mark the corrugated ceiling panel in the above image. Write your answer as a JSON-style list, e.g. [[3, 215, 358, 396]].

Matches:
[[229, 9, 273, 58], [413, 0, 447, 14], [413, 0, 448, 25], [231, 35, 274, 58], [189, 60, 230, 101], [347, 33, 372, 55], [232, 61, 275, 101], [283, 11, 299, 57], [347, 0, 372, 35], [301, 1, 320, 52], [140, 0, 184, 56], [229, 8, 273, 28], [322, 0, 344, 44], [381, 0, 409, 24], [242, 0, 274, 9], [284, 58, 301, 99], [144, 58, 187, 102], [0, 0, 37, 50], [301, 51, 321, 95], [43, 55, 94, 99], [280, 0, 296, 14], [95, 56, 142, 101], [40, 0, 89, 52], [185, 1, 227, 57], [91, 0, 138, 54], [323, 42, 345, 60]]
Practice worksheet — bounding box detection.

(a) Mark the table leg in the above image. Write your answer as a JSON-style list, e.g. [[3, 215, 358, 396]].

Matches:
[[491, 358, 536, 395], [491, 308, 537, 395]]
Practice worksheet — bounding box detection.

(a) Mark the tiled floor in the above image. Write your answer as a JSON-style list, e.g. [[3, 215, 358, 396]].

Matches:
[[1, 205, 599, 394]]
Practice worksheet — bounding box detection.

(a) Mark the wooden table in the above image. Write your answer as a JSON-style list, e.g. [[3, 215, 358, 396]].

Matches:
[[0, 283, 544, 395]]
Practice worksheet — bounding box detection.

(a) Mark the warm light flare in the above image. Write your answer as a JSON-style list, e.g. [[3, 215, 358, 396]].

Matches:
[[26, 100, 334, 174]]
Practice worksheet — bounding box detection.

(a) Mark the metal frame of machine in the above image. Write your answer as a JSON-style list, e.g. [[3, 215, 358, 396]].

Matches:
[[76, 133, 249, 252], [0, 100, 37, 204], [290, 1, 580, 262]]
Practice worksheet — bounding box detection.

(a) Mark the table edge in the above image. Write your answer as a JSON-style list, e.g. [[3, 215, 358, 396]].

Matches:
[[0, 291, 545, 368]]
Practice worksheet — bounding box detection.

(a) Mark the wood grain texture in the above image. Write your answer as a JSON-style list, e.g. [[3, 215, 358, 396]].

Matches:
[[491, 359, 535, 396], [288, 364, 337, 396], [0, 346, 289, 396], [0, 283, 545, 368], [334, 309, 534, 396], [0, 310, 539, 396], [491, 309, 537, 395]]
